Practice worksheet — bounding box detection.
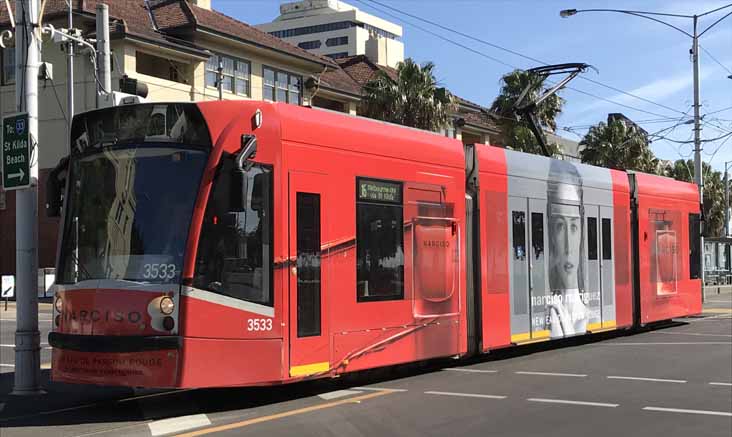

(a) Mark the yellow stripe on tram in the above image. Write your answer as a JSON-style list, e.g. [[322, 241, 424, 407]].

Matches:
[[290, 361, 330, 377]]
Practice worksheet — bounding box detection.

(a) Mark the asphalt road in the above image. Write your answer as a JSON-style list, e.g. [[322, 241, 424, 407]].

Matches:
[[0, 302, 53, 374], [0, 293, 730, 437]]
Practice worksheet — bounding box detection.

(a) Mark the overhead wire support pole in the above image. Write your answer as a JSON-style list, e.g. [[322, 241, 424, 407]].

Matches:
[[692, 15, 705, 299], [66, 0, 73, 151], [12, 0, 43, 396], [95, 3, 110, 108]]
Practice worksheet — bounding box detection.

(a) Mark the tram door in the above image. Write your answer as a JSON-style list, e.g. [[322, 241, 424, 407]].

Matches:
[[509, 197, 548, 342], [585, 206, 601, 328], [288, 171, 330, 377], [599, 206, 615, 327]]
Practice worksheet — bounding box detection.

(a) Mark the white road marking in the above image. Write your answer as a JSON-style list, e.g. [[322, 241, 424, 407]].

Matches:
[[0, 364, 14, 368], [0, 343, 49, 347], [147, 413, 211, 436], [643, 406, 732, 417], [528, 398, 619, 408], [318, 390, 362, 400], [607, 376, 687, 384], [602, 342, 732, 346], [445, 368, 498, 373], [353, 387, 408, 392], [515, 371, 587, 377], [709, 382, 732, 386], [425, 391, 506, 399], [651, 331, 732, 338]]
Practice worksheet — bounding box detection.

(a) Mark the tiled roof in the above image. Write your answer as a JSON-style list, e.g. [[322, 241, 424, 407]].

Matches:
[[317, 66, 362, 96], [2, 1, 333, 66], [185, 2, 335, 67]]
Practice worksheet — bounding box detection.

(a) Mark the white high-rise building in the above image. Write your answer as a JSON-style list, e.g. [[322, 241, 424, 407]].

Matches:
[[256, 0, 404, 68]]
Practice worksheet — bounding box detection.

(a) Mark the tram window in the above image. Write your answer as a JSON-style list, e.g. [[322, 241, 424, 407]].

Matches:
[[356, 177, 404, 302], [531, 212, 544, 259], [602, 218, 612, 260], [297, 193, 321, 337], [512, 211, 526, 260], [193, 157, 273, 306], [689, 213, 701, 279], [587, 217, 598, 260]]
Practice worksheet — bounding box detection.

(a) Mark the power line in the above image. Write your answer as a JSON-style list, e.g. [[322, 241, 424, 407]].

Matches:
[[699, 44, 732, 75], [359, 0, 689, 117], [706, 105, 732, 116], [352, 0, 686, 120]]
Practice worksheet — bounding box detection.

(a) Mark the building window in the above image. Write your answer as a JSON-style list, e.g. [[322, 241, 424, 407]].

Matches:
[[325, 52, 350, 60], [205, 54, 251, 97], [270, 21, 353, 38], [263, 67, 301, 104], [326, 36, 348, 47], [298, 40, 322, 50], [1, 47, 15, 85], [356, 177, 404, 302], [269, 21, 399, 41]]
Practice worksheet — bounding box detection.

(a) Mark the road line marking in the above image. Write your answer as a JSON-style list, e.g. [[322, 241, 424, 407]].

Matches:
[[607, 376, 687, 384], [173, 390, 394, 437], [318, 389, 362, 400], [353, 387, 408, 392], [149, 414, 211, 436], [425, 391, 506, 399], [602, 342, 732, 346], [444, 368, 498, 373], [0, 364, 14, 368], [651, 332, 732, 338], [703, 309, 732, 314], [515, 371, 587, 377], [528, 398, 618, 408], [643, 406, 732, 417], [709, 382, 732, 386], [0, 343, 49, 347]]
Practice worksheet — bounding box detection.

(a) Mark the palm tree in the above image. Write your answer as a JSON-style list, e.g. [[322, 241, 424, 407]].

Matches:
[[361, 58, 455, 132], [665, 159, 726, 237], [579, 119, 658, 173], [490, 69, 563, 156]]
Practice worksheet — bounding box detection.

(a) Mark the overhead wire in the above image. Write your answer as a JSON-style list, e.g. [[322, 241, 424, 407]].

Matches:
[[699, 44, 732, 75], [358, 0, 690, 117]]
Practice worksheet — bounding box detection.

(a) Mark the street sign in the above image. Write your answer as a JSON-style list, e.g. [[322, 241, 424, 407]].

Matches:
[[2, 113, 31, 190], [1, 275, 14, 298]]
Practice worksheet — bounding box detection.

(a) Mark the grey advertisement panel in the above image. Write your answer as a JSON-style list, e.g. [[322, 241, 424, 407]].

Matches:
[[505, 151, 616, 340]]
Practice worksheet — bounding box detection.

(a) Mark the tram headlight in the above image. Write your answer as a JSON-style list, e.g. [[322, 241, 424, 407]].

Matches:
[[159, 296, 175, 315], [54, 294, 63, 313]]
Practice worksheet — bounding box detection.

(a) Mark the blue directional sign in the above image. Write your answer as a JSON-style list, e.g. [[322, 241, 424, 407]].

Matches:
[[2, 113, 30, 190]]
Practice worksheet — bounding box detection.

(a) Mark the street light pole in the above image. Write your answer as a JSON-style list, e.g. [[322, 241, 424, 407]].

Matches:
[[560, 4, 732, 299]]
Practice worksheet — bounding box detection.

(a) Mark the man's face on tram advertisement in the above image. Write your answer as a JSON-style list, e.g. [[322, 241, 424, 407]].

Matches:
[[549, 201, 581, 290]]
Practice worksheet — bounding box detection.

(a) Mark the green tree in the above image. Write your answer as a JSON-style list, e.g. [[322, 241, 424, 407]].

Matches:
[[490, 69, 563, 156], [579, 119, 659, 173], [361, 58, 456, 131], [665, 159, 726, 237]]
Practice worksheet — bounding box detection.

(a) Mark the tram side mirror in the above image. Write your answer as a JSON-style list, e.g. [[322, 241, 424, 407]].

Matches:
[[230, 135, 258, 212], [46, 156, 69, 218]]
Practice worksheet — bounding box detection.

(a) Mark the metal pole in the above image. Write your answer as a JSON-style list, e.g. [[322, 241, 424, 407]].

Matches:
[[725, 162, 730, 237], [12, 0, 42, 395], [217, 56, 223, 101], [692, 15, 705, 299], [95, 3, 110, 107], [66, 0, 73, 147]]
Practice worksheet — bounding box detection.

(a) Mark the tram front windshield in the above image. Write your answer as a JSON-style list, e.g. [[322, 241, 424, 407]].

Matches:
[[57, 104, 211, 285]]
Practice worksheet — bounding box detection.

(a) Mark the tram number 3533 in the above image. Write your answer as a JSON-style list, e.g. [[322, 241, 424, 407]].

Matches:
[[247, 318, 273, 332]]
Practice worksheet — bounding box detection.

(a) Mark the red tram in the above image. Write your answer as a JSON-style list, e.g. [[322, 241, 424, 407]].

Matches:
[[47, 101, 702, 388]]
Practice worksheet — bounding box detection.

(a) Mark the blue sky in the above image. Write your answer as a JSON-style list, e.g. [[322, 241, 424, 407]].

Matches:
[[216, 0, 732, 172]]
